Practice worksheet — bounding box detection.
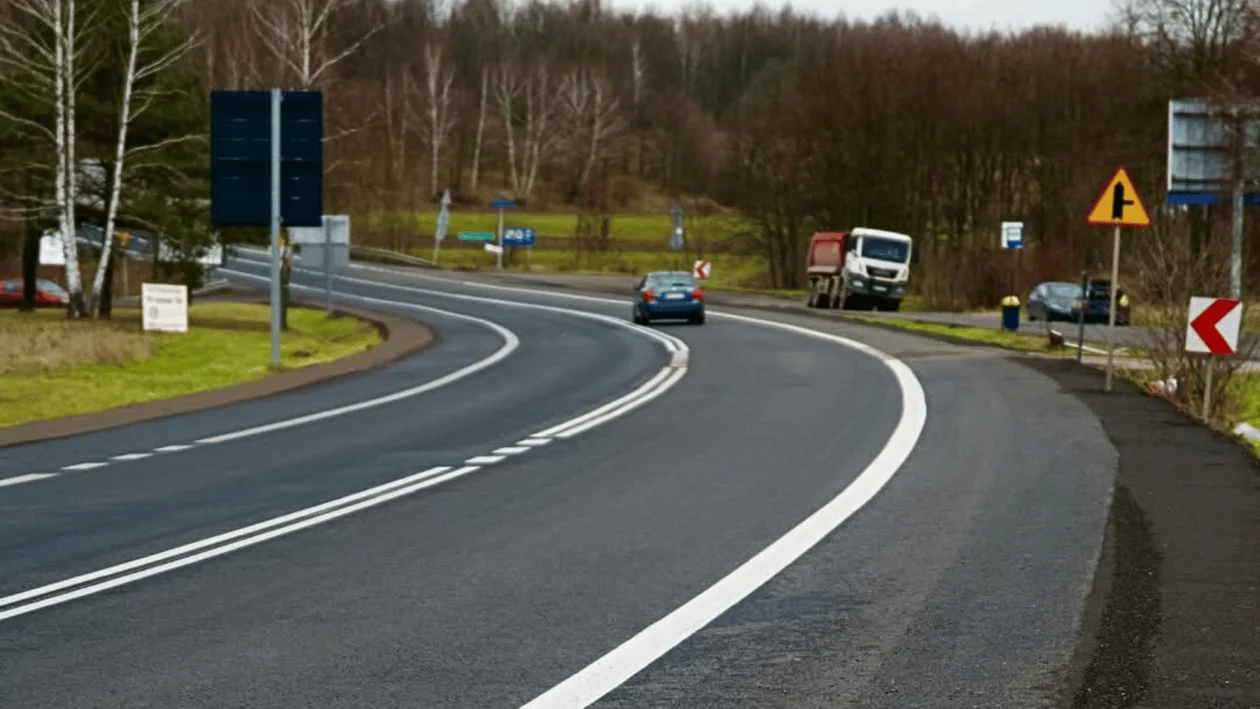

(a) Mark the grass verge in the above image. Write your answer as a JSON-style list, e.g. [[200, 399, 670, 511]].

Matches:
[[852, 315, 1078, 355], [0, 302, 382, 429], [368, 210, 752, 245]]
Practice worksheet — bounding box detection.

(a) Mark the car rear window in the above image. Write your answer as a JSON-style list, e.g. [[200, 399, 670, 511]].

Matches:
[[649, 273, 695, 288]]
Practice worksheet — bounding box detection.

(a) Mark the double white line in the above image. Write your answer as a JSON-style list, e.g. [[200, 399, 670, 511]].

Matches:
[[1, 274, 690, 623]]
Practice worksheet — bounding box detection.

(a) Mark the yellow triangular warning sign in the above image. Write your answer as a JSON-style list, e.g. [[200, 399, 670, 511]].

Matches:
[[1087, 166, 1152, 228]]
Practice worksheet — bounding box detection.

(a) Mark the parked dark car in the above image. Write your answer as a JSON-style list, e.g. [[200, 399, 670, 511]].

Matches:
[[0, 278, 69, 308], [632, 270, 705, 325], [1026, 281, 1083, 322], [1027, 279, 1130, 325]]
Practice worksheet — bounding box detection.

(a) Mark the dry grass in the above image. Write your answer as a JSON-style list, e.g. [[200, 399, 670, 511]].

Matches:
[[0, 310, 154, 375]]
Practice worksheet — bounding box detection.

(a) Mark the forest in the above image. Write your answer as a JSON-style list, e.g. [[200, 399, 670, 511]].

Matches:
[[0, 0, 1255, 310]]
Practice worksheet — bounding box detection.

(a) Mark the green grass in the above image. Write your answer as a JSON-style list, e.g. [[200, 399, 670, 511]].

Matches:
[[0, 302, 382, 429], [854, 315, 1074, 354], [427, 245, 772, 290], [367, 210, 752, 245]]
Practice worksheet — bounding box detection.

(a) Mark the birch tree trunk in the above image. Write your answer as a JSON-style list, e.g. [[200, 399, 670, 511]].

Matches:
[[63, 0, 84, 317], [470, 67, 488, 192]]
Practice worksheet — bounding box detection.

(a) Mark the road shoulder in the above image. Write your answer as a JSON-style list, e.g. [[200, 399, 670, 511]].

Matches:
[[0, 294, 435, 448], [1021, 357, 1260, 708]]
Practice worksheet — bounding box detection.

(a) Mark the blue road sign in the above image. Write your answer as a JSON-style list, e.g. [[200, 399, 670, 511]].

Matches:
[[210, 90, 324, 227], [503, 227, 536, 247], [1001, 221, 1024, 250], [489, 199, 517, 209]]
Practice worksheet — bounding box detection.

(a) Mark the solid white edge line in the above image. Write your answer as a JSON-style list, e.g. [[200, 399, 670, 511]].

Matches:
[[2, 263, 697, 616], [0, 466, 482, 623], [521, 339, 928, 708], [206, 270, 523, 445], [0, 473, 58, 488], [314, 261, 928, 708], [0, 466, 455, 611]]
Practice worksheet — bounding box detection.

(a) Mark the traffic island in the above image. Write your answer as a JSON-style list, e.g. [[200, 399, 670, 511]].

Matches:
[[0, 297, 435, 446]]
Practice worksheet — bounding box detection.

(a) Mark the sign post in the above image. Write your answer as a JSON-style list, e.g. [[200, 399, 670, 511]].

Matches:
[[1186, 296, 1242, 419], [289, 214, 349, 316], [210, 89, 324, 368], [1000, 221, 1024, 298], [1086, 166, 1152, 392], [671, 203, 684, 251], [489, 199, 516, 270]]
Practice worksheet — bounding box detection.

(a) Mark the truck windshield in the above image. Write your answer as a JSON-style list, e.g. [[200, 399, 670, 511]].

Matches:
[[811, 241, 842, 266], [859, 237, 909, 263]]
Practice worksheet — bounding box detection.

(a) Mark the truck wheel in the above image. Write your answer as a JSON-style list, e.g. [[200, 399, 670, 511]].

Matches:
[[816, 293, 831, 309], [885, 299, 901, 312]]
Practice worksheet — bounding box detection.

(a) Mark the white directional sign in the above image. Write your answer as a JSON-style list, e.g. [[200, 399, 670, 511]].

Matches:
[[1001, 221, 1024, 249], [1186, 296, 1242, 355], [39, 231, 66, 265], [484, 242, 503, 255], [141, 283, 188, 333], [693, 260, 711, 280]]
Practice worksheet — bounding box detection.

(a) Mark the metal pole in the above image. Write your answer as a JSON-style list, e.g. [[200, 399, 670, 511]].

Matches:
[[1077, 270, 1087, 363], [1203, 357, 1215, 421], [1104, 226, 1121, 392], [324, 216, 332, 316], [1231, 165, 1244, 300], [433, 231, 440, 265], [269, 88, 282, 369], [496, 207, 504, 270]]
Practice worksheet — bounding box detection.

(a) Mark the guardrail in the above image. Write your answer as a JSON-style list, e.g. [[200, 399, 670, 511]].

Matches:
[[349, 245, 436, 269]]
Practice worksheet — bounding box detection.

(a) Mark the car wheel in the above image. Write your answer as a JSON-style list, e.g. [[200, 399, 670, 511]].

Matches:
[[689, 312, 705, 325]]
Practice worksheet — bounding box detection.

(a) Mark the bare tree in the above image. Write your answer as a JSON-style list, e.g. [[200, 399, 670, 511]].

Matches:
[[420, 41, 455, 199], [250, 0, 380, 88], [559, 67, 624, 192], [87, 0, 200, 316], [469, 65, 488, 192], [0, 0, 97, 316]]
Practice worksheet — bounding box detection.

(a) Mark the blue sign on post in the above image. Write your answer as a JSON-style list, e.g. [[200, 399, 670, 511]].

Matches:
[[210, 90, 324, 227], [1000, 221, 1024, 250], [503, 227, 536, 247], [489, 199, 517, 210]]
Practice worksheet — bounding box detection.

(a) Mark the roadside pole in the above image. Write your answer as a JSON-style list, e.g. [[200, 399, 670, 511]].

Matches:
[[1076, 270, 1087, 363], [1203, 357, 1214, 420], [1085, 165, 1151, 393], [269, 88, 282, 368], [496, 207, 504, 271], [323, 215, 333, 316], [1104, 225, 1120, 392]]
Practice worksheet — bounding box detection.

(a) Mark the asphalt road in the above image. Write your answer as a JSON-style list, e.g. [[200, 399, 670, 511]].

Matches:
[[0, 254, 1117, 707]]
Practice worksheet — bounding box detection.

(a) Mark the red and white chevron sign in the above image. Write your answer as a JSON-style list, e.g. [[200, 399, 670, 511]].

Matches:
[[693, 260, 711, 280], [1186, 297, 1242, 355]]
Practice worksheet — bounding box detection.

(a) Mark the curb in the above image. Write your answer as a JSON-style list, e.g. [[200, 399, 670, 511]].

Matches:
[[0, 293, 436, 448]]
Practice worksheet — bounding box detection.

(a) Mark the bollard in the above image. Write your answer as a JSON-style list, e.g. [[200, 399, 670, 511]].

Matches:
[[1001, 295, 1021, 331]]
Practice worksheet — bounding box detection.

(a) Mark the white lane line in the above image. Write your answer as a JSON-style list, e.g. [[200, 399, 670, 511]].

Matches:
[[533, 368, 675, 439], [494, 447, 530, 455], [553, 368, 688, 439], [61, 462, 108, 471], [521, 319, 928, 709], [465, 455, 506, 465], [0, 473, 58, 488], [153, 444, 193, 453], [317, 262, 932, 708], [0, 466, 477, 622], [111, 453, 153, 461], [518, 438, 551, 447]]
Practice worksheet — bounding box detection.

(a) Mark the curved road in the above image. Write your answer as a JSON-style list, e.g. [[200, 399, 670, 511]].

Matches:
[[0, 254, 1116, 708]]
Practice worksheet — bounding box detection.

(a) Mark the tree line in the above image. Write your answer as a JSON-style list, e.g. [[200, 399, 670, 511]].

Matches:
[[0, 0, 1255, 313]]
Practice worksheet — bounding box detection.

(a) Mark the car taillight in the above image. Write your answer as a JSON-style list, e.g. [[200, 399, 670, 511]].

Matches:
[[642, 288, 656, 302], [692, 288, 704, 301]]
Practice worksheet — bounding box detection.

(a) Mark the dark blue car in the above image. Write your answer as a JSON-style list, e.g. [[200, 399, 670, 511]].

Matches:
[[632, 271, 705, 325]]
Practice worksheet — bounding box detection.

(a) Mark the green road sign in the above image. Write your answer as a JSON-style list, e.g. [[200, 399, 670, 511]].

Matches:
[[458, 231, 496, 242]]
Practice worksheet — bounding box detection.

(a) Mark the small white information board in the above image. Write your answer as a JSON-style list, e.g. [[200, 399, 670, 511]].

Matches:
[[141, 283, 188, 333], [39, 231, 66, 265]]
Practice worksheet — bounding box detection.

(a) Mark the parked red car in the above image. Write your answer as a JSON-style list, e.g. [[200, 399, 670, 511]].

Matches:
[[0, 279, 70, 308]]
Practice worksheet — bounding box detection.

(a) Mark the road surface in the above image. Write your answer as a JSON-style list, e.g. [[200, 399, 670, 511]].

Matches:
[[0, 253, 1117, 707]]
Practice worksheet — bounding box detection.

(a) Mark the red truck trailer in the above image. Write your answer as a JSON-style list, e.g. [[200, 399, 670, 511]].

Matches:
[[805, 228, 913, 310]]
